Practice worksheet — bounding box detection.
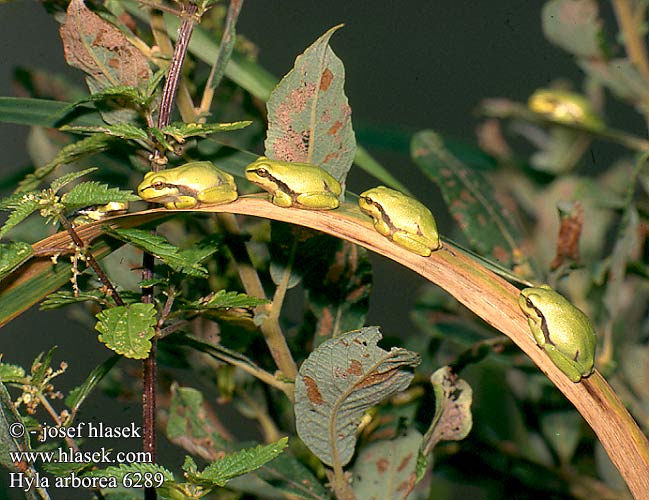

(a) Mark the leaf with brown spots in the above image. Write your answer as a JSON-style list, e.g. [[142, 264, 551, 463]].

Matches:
[[411, 129, 534, 274], [265, 24, 356, 195], [294, 326, 420, 467], [421, 366, 472, 456], [60, 0, 151, 92], [352, 429, 422, 500]]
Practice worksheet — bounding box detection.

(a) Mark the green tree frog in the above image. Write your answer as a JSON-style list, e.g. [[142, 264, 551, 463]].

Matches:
[[358, 186, 441, 257], [528, 89, 604, 130], [244, 156, 342, 210], [137, 161, 238, 209], [519, 285, 597, 382]]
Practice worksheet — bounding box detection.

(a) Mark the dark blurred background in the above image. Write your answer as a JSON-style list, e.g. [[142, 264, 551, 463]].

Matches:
[[0, 2, 597, 499]]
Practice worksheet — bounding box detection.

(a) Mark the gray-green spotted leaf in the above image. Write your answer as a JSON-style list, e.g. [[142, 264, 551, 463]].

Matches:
[[542, 0, 605, 59], [265, 24, 355, 194], [411, 130, 532, 273], [0, 241, 33, 280], [95, 303, 156, 359], [421, 366, 472, 456], [352, 429, 422, 500], [294, 326, 420, 467]]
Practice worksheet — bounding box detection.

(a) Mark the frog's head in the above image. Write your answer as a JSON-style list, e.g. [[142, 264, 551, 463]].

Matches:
[[137, 171, 181, 203], [358, 187, 385, 221], [245, 157, 280, 191]]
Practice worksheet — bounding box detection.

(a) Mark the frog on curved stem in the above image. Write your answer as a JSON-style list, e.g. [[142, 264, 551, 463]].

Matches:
[[519, 285, 597, 383], [137, 161, 238, 209], [528, 89, 604, 131], [358, 186, 441, 257], [244, 156, 341, 210]]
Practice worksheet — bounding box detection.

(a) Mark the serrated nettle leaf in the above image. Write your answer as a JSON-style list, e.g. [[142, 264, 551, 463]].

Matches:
[[70, 85, 148, 108], [42, 461, 93, 477], [60, 0, 151, 92], [0, 241, 33, 281], [50, 167, 98, 193], [61, 123, 150, 144], [189, 438, 289, 488], [542, 0, 605, 59], [161, 121, 252, 142], [265, 24, 355, 193], [65, 354, 120, 413], [0, 197, 40, 239], [30, 346, 58, 388], [40, 290, 108, 310], [61, 181, 139, 209], [352, 429, 422, 499], [106, 227, 208, 277], [95, 303, 156, 359], [411, 130, 531, 272], [0, 363, 26, 383], [198, 290, 269, 310], [294, 326, 420, 467], [84, 462, 175, 483], [17, 134, 115, 192], [421, 366, 472, 456]]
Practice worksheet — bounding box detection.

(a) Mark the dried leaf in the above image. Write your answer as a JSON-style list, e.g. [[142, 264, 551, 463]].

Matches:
[[60, 0, 151, 91]]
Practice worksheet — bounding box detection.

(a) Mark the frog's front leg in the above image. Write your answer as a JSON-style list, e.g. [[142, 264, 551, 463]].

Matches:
[[165, 196, 199, 209], [271, 190, 294, 208], [294, 192, 340, 210], [197, 185, 238, 205], [391, 230, 434, 257]]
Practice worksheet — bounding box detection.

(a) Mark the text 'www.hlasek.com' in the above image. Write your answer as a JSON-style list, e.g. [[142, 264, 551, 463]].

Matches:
[[5, 421, 165, 492]]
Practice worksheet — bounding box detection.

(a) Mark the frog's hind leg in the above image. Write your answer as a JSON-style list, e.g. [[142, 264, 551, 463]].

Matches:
[[198, 185, 239, 206], [391, 231, 433, 257], [294, 192, 340, 210]]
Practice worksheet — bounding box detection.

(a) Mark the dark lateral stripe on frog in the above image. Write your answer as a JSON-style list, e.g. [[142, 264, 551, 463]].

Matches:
[[260, 172, 337, 201], [143, 183, 203, 198], [366, 198, 426, 237]]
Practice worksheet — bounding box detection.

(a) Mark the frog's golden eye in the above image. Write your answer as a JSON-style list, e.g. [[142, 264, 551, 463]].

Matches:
[[255, 167, 269, 178], [361, 195, 374, 205], [152, 181, 165, 190]]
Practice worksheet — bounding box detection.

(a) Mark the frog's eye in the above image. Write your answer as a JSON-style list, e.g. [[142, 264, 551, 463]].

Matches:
[[255, 168, 269, 178], [152, 181, 165, 190], [361, 195, 374, 205]]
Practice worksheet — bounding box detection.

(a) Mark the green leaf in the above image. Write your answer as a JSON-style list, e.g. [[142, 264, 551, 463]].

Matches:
[[50, 167, 98, 192], [84, 462, 175, 483], [265, 24, 356, 193], [40, 290, 109, 310], [17, 134, 114, 192], [95, 303, 156, 359], [42, 460, 93, 477], [421, 366, 473, 456], [0, 382, 31, 472], [0, 97, 101, 128], [61, 181, 140, 209], [65, 355, 120, 414], [0, 195, 40, 239], [60, 0, 152, 92], [352, 429, 422, 499], [0, 363, 26, 383], [540, 411, 582, 464], [106, 228, 208, 277], [542, 0, 605, 59], [161, 121, 252, 142], [166, 384, 228, 456], [299, 236, 372, 345], [294, 326, 420, 467], [31, 347, 58, 387], [69, 85, 149, 108], [188, 438, 289, 487], [0, 241, 34, 281], [411, 130, 533, 273], [195, 290, 269, 310], [61, 123, 150, 144], [251, 454, 332, 500]]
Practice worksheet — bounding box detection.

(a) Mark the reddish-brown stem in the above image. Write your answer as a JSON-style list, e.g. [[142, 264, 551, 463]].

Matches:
[[142, 6, 199, 500]]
